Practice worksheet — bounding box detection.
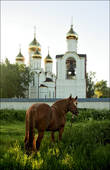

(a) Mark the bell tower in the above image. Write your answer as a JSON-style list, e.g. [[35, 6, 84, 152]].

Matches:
[[66, 22, 78, 52]]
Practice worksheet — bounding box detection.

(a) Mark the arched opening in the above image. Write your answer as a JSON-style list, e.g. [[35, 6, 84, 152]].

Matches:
[[66, 57, 76, 79]]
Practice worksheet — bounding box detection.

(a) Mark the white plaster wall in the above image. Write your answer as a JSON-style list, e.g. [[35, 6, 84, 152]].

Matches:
[[0, 101, 109, 110], [45, 63, 53, 73], [56, 79, 86, 98], [44, 82, 55, 98], [39, 87, 48, 98], [57, 58, 64, 79], [32, 59, 41, 70], [67, 39, 77, 52], [29, 51, 35, 66], [56, 52, 86, 98]]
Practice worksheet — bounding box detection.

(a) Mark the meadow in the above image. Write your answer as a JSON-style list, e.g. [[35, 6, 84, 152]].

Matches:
[[0, 109, 110, 170]]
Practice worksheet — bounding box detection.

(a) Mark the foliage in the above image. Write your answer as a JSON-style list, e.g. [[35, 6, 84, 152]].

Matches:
[[0, 109, 110, 124], [0, 58, 33, 98], [67, 109, 110, 122], [0, 109, 26, 122], [86, 72, 110, 98], [86, 71, 96, 98], [0, 118, 110, 170], [94, 80, 110, 98]]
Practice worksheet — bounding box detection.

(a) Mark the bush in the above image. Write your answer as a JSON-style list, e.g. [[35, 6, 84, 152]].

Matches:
[[67, 109, 110, 123], [0, 109, 26, 122], [0, 109, 109, 123]]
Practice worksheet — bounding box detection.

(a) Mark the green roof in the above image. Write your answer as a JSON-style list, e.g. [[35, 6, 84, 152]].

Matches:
[[67, 25, 77, 36], [29, 38, 40, 46], [46, 54, 52, 59], [16, 51, 24, 58]]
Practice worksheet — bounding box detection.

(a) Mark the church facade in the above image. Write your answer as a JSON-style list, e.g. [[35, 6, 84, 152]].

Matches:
[[15, 24, 87, 98]]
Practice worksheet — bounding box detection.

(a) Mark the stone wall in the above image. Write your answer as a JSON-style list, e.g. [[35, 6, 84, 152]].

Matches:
[[0, 98, 110, 110]]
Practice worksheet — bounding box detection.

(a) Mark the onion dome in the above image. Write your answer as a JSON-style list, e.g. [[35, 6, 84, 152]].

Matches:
[[32, 48, 42, 59], [66, 24, 78, 40], [44, 48, 53, 63], [16, 48, 24, 62], [29, 26, 41, 52]]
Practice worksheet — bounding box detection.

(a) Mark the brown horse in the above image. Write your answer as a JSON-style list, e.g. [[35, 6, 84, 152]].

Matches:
[[24, 95, 78, 152]]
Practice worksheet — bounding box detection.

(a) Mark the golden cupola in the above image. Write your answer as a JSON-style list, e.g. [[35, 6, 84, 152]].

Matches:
[[32, 48, 42, 59], [66, 24, 78, 40], [29, 26, 41, 52], [44, 49, 53, 63], [16, 47, 24, 62]]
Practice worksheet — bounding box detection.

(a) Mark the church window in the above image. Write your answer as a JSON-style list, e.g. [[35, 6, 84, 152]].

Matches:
[[66, 57, 76, 79]]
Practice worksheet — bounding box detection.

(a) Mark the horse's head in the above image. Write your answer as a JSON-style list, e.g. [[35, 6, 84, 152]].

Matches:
[[67, 95, 78, 116]]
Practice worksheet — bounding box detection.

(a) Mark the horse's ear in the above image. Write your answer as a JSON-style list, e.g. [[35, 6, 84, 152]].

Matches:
[[75, 96, 78, 100], [69, 94, 72, 100]]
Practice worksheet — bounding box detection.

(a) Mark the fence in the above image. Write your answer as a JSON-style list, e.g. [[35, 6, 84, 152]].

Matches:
[[0, 98, 110, 110]]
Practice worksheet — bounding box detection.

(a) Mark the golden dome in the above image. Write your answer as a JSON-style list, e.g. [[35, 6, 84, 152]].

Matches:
[[16, 49, 24, 61], [44, 51, 53, 63], [66, 25, 78, 40], [32, 49, 42, 59], [29, 37, 41, 51]]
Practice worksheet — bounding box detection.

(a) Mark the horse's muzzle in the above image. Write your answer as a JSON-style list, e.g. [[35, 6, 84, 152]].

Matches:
[[73, 110, 78, 116]]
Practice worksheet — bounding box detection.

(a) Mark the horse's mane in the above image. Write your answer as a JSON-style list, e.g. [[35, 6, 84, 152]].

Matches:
[[52, 98, 68, 107]]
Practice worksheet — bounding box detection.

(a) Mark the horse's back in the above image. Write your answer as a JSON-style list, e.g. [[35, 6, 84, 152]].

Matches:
[[26, 103, 52, 131], [27, 103, 51, 116]]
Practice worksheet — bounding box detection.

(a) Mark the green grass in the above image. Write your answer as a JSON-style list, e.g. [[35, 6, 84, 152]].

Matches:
[[0, 109, 110, 170]]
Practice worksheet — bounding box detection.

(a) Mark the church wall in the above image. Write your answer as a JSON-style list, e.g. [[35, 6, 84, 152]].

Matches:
[[67, 39, 77, 52], [32, 59, 41, 70], [43, 82, 55, 98], [56, 52, 86, 98], [39, 87, 48, 98], [45, 63, 53, 73], [56, 79, 86, 98]]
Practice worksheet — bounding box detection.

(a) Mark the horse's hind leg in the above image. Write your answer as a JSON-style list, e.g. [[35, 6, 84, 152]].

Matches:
[[29, 127, 36, 151], [36, 131, 44, 151], [59, 126, 64, 141], [51, 131, 55, 142]]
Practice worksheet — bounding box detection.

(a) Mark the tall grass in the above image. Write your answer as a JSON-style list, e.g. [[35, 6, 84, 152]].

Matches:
[[0, 109, 110, 170]]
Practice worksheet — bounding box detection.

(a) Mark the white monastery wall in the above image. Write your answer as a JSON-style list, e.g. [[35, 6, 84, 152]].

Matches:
[[0, 99, 109, 110]]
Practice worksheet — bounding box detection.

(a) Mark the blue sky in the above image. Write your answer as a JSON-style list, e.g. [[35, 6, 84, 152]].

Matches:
[[1, 1, 109, 85]]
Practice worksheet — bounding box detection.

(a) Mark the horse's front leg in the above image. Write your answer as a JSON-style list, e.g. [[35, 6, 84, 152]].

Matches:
[[36, 131, 44, 151], [59, 126, 64, 141]]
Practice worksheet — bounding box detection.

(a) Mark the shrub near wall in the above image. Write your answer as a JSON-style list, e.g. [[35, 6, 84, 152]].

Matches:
[[0, 109, 26, 121], [67, 109, 110, 122], [0, 109, 110, 122]]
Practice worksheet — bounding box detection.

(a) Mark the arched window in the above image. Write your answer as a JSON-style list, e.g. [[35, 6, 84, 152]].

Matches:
[[66, 57, 76, 79]]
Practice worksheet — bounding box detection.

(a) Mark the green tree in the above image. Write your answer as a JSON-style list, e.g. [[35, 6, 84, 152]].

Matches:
[[86, 72, 96, 98], [94, 80, 110, 98], [0, 58, 33, 98]]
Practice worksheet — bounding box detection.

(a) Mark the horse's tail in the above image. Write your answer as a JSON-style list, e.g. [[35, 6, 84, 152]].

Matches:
[[24, 110, 29, 144]]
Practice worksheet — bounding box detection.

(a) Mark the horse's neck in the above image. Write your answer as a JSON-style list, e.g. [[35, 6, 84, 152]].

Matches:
[[52, 99, 68, 114]]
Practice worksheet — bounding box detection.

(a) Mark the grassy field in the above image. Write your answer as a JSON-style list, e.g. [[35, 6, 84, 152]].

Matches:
[[0, 109, 110, 170]]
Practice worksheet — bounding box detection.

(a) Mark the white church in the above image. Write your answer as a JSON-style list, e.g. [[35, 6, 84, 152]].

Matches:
[[15, 24, 87, 99]]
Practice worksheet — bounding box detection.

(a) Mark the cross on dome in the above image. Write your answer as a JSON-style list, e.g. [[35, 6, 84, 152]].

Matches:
[[34, 25, 36, 39]]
